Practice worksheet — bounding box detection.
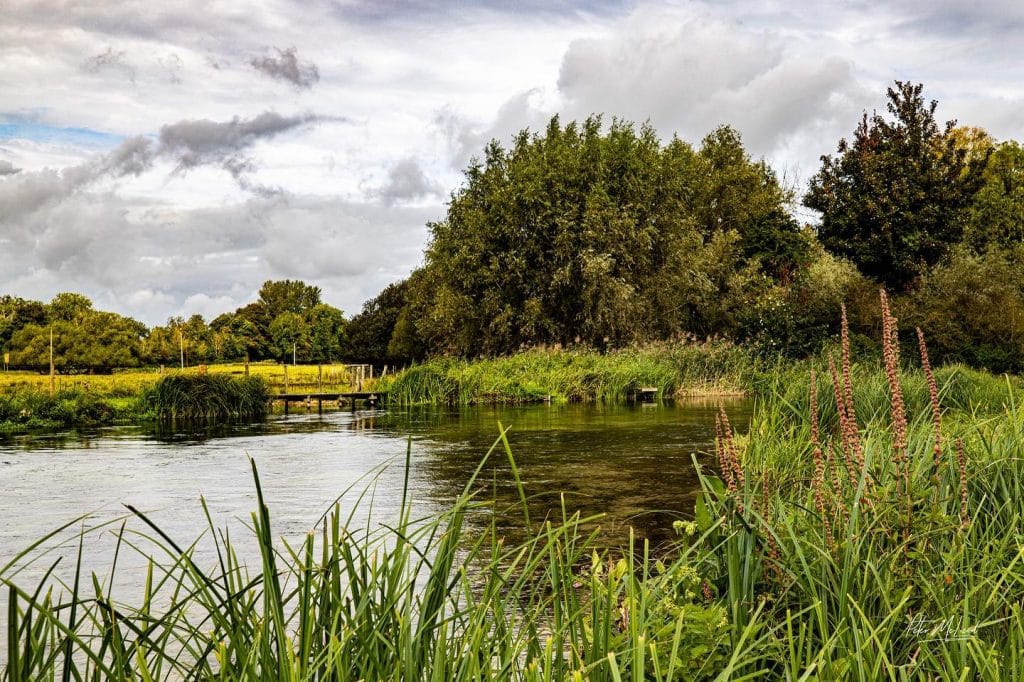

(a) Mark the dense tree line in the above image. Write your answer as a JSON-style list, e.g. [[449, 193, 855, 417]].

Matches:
[[0, 280, 348, 372], [350, 82, 1024, 372], [6, 81, 1024, 373]]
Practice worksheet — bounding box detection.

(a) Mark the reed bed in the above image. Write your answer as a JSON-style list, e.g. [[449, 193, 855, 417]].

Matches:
[[379, 342, 760, 405], [144, 374, 270, 421]]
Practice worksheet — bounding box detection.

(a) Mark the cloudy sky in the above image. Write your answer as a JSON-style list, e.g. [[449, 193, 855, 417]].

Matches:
[[2, 0, 1023, 325]]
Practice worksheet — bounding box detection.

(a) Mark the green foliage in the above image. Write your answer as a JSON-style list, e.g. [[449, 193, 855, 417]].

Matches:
[[144, 374, 269, 420], [806, 81, 990, 289], [965, 139, 1024, 250], [409, 116, 804, 356], [269, 310, 307, 362], [380, 342, 761, 405], [0, 388, 129, 432], [10, 314, 146, 372], [345, 278, 415, 362], [0, 296, 46, 350], [902, 246, 1024, 372]]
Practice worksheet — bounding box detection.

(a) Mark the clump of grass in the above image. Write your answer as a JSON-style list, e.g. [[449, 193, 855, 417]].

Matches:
[[0, 388, 131, 433], [144, 374, 269, 421]]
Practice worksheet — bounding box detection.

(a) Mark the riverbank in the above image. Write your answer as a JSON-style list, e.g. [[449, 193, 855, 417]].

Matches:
[[377, 341, 764, 404], [0, 363, 362, 433], [0, 374, 272, 433]]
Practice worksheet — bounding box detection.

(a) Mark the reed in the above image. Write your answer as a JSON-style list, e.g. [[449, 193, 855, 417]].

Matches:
[[144, 374, 270, 421], [380, 342, 761, 405]]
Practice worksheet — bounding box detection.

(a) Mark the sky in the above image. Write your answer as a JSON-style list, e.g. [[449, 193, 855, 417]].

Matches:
[[2, 0, 1024, 326]]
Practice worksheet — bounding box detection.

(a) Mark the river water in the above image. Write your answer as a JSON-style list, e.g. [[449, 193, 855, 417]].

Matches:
[[0, 399, 751, 648]]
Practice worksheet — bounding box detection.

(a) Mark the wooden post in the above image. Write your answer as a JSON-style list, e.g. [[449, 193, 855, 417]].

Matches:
[[318, 364, 323, 393], [179, 330, 184, 369], [244, 356, 250, 376], [283, 363, 289, 393], [292, 342, 296, 366], [49, 327, 55, 396], [369, 364, 374, 380]]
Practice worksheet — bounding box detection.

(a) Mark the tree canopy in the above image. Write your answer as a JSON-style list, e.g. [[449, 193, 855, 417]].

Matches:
[[805, 81, 990, 289]]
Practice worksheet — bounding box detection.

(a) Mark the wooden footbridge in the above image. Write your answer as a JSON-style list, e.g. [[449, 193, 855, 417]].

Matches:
[[274, 391, 386, 413]]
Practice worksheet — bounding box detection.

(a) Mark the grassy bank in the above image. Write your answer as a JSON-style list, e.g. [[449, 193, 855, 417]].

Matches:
[[0, 362, 363, 399], [0, 363, 366, 433], [378, 341, 762, 404], [0, 375, 272, 433]]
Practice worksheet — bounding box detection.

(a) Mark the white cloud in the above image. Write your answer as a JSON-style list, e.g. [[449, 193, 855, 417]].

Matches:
[[3, 0, 1024, 325]]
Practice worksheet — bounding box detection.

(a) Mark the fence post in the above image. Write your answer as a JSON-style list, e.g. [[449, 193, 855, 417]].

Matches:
[[49, 327, 55, 396], [283, 363, 289, 393]]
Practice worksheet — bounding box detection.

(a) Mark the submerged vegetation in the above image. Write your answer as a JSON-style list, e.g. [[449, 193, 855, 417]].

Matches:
[[5, 295, 1024, 679]]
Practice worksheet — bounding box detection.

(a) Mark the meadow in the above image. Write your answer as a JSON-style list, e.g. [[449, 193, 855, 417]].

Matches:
[[4, 296, 1024, 679]]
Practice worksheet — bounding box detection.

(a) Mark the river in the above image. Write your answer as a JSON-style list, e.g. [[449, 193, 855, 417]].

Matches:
[[0, 399, 751, 648]]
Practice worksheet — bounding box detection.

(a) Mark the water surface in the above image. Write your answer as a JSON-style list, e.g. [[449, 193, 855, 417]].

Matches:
[[0, 400, 752, 623]]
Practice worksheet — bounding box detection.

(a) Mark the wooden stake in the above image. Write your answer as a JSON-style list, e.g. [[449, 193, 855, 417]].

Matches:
[[49, 327, 55, 396], [283, 363, 289, 393]]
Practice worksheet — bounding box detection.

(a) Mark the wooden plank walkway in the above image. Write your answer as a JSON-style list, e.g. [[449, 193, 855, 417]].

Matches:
[[273, 391, 387, 413], [274, 392, 384, 401]]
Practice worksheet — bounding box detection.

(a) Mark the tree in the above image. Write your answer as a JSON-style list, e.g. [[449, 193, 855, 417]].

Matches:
[[411, 116, 803, 355], [307, 304, 346, 363], [10, 312, 146, 372], [805, 82, 989, 289], [345, 279, 413, 362], [269, 311, 307, 362], [0, 296, 47, 350], [48, 292, 94, 322], [257, 280, 322, 319], [965, 140, 1024, 251]]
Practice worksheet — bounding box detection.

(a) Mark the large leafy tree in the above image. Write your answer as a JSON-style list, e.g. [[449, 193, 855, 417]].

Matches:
[[805, 82, 989, 289], [413, 116, 802, 355]]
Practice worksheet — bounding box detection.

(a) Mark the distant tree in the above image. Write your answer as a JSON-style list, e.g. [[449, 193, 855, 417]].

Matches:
[[269, 311, 307, 362], [0, 296, 47, 350], [48, 292, 94, 322], [257, 280, 322, 319], [307, 304, 346, 363], [345, 279, 413, 362], [11, 312, 146, 372], [965, 140, 1024, 250], [805, 82, 990, 289]]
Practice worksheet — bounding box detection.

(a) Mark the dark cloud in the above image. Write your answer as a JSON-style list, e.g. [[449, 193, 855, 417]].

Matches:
[[84, 46, 136, 83], [0, 112, 332, 224], [250, 47, 320, 89], [0, 160, 20, 175], [376, 157, 442, 204], [158, 112, 320, 170], [0, 135, 155, 223]]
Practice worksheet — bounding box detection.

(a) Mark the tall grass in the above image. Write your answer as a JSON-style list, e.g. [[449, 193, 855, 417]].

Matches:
[[380, 342, 762, 405], [2, 433, 753, 680], [144, 374, 270, 421]]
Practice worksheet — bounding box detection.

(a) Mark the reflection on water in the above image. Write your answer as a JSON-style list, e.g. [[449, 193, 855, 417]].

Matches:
[[0, 399, 752, 574]]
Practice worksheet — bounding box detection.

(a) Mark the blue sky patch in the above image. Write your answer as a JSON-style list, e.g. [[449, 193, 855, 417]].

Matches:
[[0, 118, 123, 149]]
